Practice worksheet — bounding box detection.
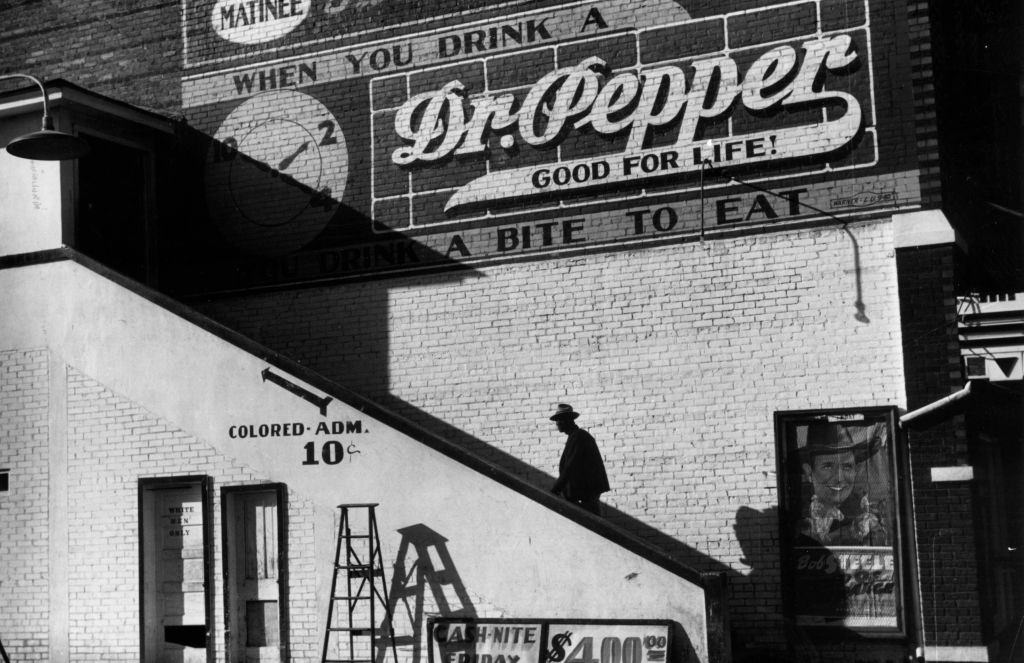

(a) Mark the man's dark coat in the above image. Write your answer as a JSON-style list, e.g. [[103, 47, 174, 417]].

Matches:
[[553, 428, 610, 500]]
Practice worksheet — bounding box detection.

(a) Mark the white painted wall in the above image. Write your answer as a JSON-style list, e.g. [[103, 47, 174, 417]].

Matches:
[[0, 259, 711, 662], [0, 148, 63, 255], [0, 112, 68, 256]]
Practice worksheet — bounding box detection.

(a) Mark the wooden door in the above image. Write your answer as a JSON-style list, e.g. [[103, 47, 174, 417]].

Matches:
[[142, 484, 208, 663], [226, 488, 284, 662]]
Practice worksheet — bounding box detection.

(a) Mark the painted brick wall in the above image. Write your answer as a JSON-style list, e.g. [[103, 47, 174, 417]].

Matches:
[[197, 217, 908, 654], [0, 358, 526, 663], [64, 365, 321, 662], [0, 349, 50, 661]]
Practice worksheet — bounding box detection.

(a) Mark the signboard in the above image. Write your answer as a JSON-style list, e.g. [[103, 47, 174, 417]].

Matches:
[[163, 499, 203, 542], [428, 619, 674, 663], [774, 408, 907, 634], [175, 0, 921, 294], [184, 0, 540, 67]]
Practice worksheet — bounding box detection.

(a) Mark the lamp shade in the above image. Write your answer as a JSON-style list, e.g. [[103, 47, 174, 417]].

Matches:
[[6, 128, 90, 160], [0, 73, 91, 160]]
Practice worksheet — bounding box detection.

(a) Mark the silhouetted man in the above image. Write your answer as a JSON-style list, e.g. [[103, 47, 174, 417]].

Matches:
[[549, 404, 610, 515]]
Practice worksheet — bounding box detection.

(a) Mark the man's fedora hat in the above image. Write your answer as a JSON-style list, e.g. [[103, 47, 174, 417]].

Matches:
[[799, 422, 881, 463], [550, 403, 580, 421]]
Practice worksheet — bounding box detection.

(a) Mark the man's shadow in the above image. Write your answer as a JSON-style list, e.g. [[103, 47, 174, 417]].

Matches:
[[732, 506, 849, 663]]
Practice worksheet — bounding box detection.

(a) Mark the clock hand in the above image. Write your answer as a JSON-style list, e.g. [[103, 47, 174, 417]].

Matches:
[[278, 141, 310, 170]]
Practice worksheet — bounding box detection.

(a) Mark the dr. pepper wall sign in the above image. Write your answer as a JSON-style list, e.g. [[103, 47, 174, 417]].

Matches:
[[178, 0, 921, 292]]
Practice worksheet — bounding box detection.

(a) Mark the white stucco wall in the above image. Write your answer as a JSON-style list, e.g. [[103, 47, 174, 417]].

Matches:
[[0, 259, 711, 662], [0, 146, 63, 255]]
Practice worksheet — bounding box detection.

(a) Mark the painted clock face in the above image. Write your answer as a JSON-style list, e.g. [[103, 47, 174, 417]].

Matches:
[[205, 89, 348, 256]]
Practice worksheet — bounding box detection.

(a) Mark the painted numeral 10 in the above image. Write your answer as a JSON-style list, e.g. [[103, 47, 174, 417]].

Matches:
[[303, 440, 345, 465]]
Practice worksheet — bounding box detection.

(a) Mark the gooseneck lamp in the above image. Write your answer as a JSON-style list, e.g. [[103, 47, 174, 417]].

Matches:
[[1, 74, 89, 160]]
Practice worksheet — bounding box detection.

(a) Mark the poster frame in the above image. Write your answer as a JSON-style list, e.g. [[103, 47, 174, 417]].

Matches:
[[774, 406, 911, 639]]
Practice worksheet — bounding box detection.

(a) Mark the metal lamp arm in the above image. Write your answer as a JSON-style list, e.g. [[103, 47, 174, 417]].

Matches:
[[0, 73, 53, 130], [0, 74, 88, 160]]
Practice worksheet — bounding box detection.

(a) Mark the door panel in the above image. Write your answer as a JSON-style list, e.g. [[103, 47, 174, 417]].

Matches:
[[142, 483, 209, 663], [225, 488, 285, 662]]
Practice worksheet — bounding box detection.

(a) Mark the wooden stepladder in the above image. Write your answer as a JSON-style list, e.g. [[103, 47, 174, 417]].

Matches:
[[322, 503, 399, 663]]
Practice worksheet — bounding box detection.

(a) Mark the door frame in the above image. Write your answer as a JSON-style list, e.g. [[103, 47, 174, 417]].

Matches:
[[138, 475, 215, 663], [220, 483, 290, 663]]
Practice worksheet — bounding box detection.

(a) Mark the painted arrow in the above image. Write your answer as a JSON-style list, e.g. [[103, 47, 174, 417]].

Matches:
[[261, 367, 333, 416]]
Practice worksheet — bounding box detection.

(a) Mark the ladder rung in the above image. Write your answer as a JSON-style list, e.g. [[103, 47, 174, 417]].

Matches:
[[325, 504, 391, 663]]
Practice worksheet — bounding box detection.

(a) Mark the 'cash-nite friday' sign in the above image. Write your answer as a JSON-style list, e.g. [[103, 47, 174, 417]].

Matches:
[[178, 0, 920, 291], [428, 619, 674, 663]]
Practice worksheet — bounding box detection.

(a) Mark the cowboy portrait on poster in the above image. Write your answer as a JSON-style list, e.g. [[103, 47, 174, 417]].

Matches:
[[779, 411, 905, 631], [795, 421, 891, 547]]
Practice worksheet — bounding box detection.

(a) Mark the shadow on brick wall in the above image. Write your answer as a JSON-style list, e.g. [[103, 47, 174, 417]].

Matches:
[[731, 506, 906, 663], [161, 122, 482, 297]]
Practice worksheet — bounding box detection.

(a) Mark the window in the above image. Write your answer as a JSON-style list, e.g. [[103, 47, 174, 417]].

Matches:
[[76, 133, 152, 282]]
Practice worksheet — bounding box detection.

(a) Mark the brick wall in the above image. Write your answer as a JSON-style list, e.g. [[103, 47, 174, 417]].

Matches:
[[897, 245, 985, 647], [0, 1, 181, 113], [906, 1, 942, 208], [198, 217, 909, 655], [0, 349, 50, 661]]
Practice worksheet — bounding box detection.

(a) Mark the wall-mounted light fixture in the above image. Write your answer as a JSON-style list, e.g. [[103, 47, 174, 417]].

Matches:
[[0, 74, 89, 160], [703, 160, 872, 324]]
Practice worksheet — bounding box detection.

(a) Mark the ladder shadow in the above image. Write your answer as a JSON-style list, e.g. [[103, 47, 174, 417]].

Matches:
[[376, 523, 476, 663]]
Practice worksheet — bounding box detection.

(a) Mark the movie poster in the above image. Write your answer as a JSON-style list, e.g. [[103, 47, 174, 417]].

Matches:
[[775, 408, 905, 634]]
